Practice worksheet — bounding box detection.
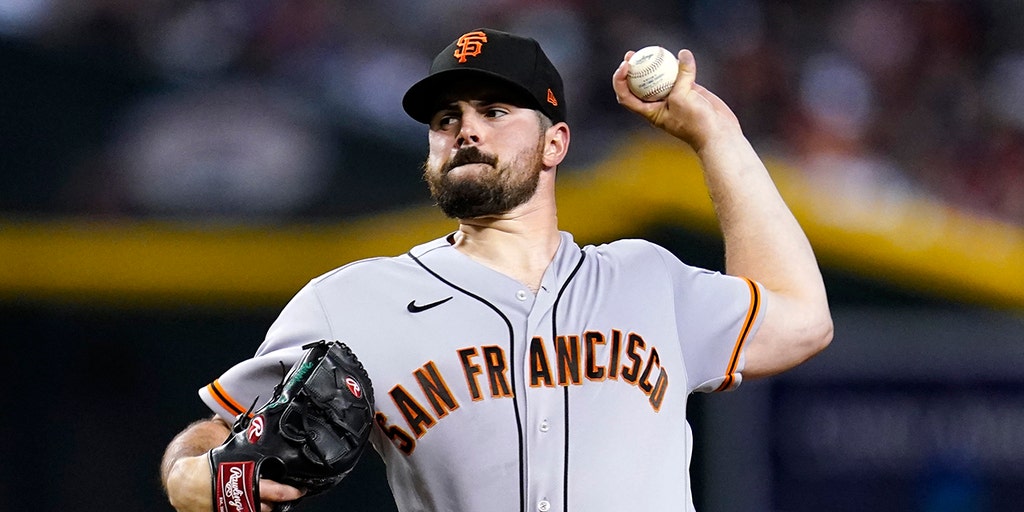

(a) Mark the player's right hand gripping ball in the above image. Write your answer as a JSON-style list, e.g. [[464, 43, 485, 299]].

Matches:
[[626, 46, 679, 102], [209, 340, 375, 512]]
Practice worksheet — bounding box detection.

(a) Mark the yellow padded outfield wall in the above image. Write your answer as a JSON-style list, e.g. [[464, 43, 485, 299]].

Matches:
[[1, 134, 1022, 309]]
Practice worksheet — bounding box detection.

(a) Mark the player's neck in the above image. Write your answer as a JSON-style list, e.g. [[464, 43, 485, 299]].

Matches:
[[452, 194, 560, 293]]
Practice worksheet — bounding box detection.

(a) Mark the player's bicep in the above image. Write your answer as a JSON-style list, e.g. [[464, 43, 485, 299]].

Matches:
[[740, 287, 832, 379]]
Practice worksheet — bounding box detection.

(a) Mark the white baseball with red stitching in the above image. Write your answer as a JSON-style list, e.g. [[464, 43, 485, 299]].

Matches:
[[626, 46, 679, 101]]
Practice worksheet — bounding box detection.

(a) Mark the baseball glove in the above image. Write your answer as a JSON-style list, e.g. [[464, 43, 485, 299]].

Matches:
[[209, 340, 375, 512]]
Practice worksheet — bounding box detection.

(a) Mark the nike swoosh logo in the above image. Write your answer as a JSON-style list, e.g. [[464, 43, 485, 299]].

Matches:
[[407, 296, 453, 313]]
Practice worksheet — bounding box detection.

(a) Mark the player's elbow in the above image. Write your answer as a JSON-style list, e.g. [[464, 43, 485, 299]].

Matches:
[[741, 310, 832, 379], [806, 312, 833, 356], [797, 300, 834, 355], [742, 292, 833, 379], [773, 313, 832, 376], [778, 301, 834, 368]]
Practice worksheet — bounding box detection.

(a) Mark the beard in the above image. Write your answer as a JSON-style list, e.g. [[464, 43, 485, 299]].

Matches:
[[423, 142, 544, 219]]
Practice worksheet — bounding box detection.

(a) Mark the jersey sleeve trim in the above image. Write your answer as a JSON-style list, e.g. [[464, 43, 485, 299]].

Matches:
[[714, 277, 761, 392], [205, 379, 247, 417]]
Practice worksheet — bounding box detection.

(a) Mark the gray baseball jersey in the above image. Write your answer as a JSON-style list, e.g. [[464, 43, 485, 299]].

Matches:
[[201, 231, 763, 512]]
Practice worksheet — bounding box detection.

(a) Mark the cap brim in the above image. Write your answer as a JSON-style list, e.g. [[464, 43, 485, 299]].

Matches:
[[402, 68, 541, 124]]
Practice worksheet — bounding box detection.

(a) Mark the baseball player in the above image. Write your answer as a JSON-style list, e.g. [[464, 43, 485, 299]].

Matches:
[[162, 28, 832, 512]]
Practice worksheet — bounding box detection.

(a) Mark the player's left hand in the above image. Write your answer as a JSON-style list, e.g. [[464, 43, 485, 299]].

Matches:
[[612, 49, 742, 153]]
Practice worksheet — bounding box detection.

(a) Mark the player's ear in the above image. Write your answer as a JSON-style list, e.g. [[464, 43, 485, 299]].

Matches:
[[542, 122, 570, 167]]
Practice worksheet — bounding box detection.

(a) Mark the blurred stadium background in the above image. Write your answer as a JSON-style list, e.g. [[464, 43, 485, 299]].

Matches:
[[1, 1, 1022, 511]]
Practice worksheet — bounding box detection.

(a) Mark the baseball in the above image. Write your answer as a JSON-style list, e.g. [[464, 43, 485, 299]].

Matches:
[[626, 46, 679, 102]]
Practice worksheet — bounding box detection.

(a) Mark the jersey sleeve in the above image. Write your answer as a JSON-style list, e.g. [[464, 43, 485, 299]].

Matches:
[[198, 279, 335, 421], [653, 245, 764, 394]]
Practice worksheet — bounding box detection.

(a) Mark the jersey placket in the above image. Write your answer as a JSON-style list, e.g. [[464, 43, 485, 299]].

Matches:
[[523, 286, 563, 512]]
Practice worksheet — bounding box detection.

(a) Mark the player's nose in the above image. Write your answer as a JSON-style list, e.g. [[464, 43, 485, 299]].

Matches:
[[456, 113, 483, 147]]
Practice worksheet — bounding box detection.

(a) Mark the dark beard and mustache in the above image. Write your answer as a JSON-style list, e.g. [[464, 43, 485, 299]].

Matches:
[[423, 145, 543, 219]]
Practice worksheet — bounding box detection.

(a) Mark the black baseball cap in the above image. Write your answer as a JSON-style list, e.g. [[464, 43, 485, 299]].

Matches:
[[402, 28, 566, 125]]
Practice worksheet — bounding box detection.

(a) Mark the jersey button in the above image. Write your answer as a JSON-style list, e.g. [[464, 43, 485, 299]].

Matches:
[[516, 290, 528, 301], [539, 420, 549, 432], [538, 499, 551, 512]]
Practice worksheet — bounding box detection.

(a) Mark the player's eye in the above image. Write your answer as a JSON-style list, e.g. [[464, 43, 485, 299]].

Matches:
[[484, 107, 509, 118], [432, 112, 460, 130]]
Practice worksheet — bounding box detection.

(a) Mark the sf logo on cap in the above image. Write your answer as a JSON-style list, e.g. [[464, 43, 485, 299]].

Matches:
[[454, 31, 488, 63]]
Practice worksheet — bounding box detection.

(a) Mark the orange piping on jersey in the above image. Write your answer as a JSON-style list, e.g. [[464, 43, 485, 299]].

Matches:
[[715, 278, 760, 392], [206, 379, 247, 417]]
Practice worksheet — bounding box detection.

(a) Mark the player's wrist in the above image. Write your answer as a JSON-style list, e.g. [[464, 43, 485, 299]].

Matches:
[[692, 125, 748, 160]]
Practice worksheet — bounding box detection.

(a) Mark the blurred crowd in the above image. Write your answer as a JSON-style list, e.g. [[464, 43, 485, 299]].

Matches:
[[1, 0, 1022, 224]]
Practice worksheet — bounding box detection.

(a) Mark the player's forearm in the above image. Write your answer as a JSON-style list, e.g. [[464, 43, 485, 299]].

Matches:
[[698, 133, 824, 299], [160, 416, 230, 489], [695, 132, 833, 377]]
